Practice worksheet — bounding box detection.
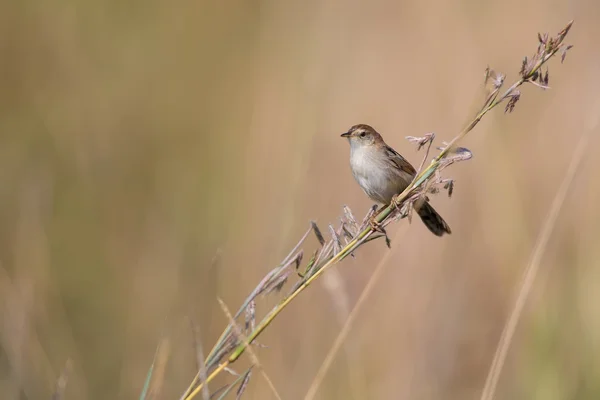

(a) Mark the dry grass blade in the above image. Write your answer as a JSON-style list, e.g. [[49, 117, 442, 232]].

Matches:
[[217, 298, 282, 400], [189, 232, 309, 397], [244, 301, 256, 333], [235, 368, 253, 400], [480, 127, 591, 400], [342, 205, 359, 233], [189, 318, 210, 400], [304, 230, 405, 400], [329, 224, 342, 255], [51, 359, 73, 400], [311, 221, 326, 246], [281, 225, 313, 266], [143, 338, 171, 400], [213, 367, 253, 400], [406, 132, 436, 173]]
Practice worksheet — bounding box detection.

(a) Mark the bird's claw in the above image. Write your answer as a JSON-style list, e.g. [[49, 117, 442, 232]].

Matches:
[[368, 216, 386, 234], [369, 217, 391, 248]]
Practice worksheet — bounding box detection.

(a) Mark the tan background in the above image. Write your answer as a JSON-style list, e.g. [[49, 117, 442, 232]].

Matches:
[[1, 0, 599, 399]]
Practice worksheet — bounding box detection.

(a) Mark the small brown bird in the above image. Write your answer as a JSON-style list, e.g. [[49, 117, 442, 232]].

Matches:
[[341, 124, 451, 236]]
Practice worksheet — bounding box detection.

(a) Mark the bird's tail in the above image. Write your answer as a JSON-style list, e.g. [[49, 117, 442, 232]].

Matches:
[[417, 201, 451, 236]]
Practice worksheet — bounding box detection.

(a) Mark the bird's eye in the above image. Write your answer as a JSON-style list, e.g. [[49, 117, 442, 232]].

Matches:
[[359, 132, 367, 137]]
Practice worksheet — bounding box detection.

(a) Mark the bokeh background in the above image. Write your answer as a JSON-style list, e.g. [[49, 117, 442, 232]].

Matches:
[[1, 0, 599, 399]]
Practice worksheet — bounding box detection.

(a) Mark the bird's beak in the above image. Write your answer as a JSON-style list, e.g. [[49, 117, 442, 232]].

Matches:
[[340, 132, 350, 138]]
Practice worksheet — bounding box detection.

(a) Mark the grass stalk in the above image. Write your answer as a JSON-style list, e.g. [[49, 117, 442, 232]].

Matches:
[[183, 20, 574, 399], [479, 119, 591, 400]]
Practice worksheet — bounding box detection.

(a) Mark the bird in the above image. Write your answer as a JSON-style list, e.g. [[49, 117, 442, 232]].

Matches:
[[341, 124, 451, 236]]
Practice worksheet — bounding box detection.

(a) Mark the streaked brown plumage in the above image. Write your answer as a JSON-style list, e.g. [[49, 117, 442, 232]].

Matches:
[[341, 124, 451, 236]]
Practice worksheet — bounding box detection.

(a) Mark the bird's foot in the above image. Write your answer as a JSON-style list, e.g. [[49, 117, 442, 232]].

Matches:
[[368, 216, 386, 234], [369, 217, 391, 248]]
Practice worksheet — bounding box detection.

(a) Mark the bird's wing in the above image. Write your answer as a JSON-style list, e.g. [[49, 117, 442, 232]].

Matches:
[[384, 145, 417, 177]]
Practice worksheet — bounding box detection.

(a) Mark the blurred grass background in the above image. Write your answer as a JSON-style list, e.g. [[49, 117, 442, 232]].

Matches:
[[0, 0, 599, 399]]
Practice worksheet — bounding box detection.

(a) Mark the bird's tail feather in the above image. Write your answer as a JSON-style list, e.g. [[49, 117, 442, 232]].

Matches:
[[417, 201, 451, 236]]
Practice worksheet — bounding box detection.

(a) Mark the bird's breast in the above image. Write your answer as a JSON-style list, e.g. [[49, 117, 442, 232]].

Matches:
[[349, 146, 403, 204]]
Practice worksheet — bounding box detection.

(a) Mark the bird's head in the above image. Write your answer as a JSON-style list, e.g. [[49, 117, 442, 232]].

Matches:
[[340, 124, 382, 147]]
